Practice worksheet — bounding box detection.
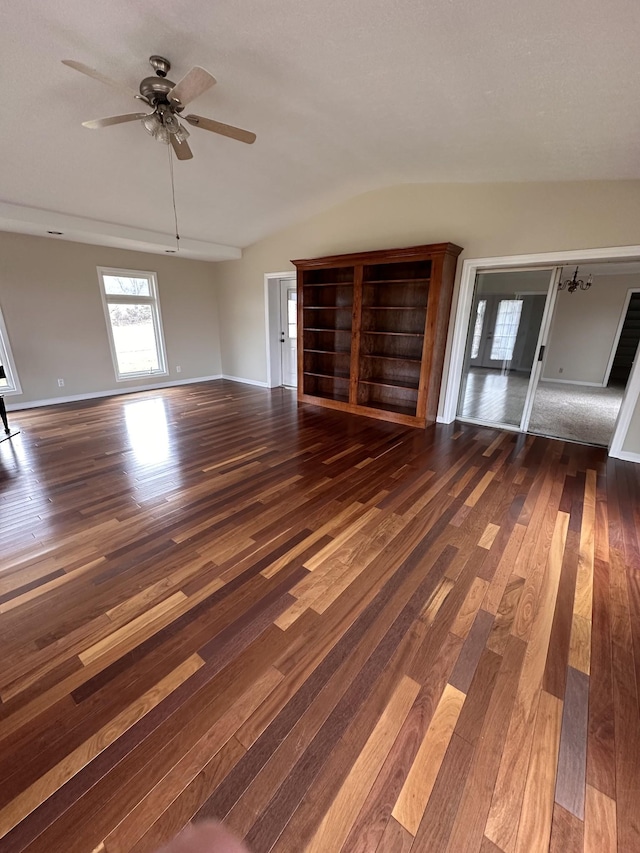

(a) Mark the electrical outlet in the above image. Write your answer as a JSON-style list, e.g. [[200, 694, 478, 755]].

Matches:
[[176, 365, 181, 373], [57, 378, 65, 387]]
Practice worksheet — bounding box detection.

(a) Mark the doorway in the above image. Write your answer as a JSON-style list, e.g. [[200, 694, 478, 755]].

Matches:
[[457, 268, 556, 429], [264, 272, 297, 389], [443, 247, 640, 460], [527, 273, 640, 446]]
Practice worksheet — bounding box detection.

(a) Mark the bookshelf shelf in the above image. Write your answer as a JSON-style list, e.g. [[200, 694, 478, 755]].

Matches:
[[293, 243, 462, 427]]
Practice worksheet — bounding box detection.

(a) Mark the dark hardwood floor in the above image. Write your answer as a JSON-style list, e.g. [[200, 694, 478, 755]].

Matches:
[[0, 380, 639, 853]]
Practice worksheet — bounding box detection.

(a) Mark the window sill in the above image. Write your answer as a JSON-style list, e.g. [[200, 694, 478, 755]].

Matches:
[[115, 371, 169, 383]]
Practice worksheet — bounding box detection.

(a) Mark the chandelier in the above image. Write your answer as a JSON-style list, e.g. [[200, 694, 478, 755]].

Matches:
[[558, 266, 592, 293]]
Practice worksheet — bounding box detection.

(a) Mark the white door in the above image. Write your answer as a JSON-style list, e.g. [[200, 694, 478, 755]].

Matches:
[[280, 280, 297, 388]]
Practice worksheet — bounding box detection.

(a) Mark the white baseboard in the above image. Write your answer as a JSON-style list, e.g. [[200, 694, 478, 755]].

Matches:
[[540, 378, 605, 387], [436, 415, 455, 424], [5, 374, 223, 412], [221, 374, 269, 388], [608, 448, 640, 464]]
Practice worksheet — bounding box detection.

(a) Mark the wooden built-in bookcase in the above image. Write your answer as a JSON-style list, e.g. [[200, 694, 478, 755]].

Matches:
[[293, 243, 463, 427]]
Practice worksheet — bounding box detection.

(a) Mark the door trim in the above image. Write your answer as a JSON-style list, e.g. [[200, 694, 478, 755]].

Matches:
[[609, 335, 640, 457], [279, 278, 298, 388], [264, 271, 296, 388], [440, 244, 640, 459], [519, 268, 560, 433]]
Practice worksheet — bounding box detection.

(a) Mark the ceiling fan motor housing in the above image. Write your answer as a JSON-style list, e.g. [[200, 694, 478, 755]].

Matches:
[[140, 56, 183, 108], [139, 75, 175, 101]]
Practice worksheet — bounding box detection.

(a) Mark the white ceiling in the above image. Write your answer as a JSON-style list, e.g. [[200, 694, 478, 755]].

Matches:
[[2, 0, 640, 258]]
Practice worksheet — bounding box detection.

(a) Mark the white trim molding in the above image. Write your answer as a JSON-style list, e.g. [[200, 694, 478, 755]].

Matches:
[[610, 449, 640, 464], [221, 374, 270, 388], [609, 335, 640, 458], [0, 303, 22, 395], [5, 375, 223, 411], [264, 271, 296, 389], [442, 243, 640, 460], [540, 378, 604, 387]]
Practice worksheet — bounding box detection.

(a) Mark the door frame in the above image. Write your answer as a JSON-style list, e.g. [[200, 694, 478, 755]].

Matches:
[[279, 278, 298, 388], [264, 271, 296, 388], [603, 287, 640, 387], [440, 244, 640, 459], [519, 268, 560, 433]]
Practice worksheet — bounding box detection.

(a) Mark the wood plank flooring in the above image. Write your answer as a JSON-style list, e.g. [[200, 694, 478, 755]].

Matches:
[[0, 380, 639, 853]]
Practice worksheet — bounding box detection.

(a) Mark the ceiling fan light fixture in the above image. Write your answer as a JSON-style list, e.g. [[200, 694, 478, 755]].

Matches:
[[173, 123, 190, 144], [157, 124, 170, 144], [141, 113, 170, 144], [163, 111, 180, 132], [162, 110, 190, 143], [142, 113, 158, 133]]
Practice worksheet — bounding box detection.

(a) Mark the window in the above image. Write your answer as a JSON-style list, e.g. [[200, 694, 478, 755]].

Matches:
[[97, 268, 167, 380], [287, 288, 297, 339], [0, 304, 21, 395], [490, 299, 523, 361]]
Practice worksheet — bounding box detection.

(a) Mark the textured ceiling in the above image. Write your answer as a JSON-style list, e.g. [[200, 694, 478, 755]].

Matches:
[[2, 0, 640, 257]]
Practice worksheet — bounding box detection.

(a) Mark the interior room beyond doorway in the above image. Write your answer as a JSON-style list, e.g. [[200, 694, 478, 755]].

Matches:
[[456, 260, 640, 449], [529, 262, 640, 446]]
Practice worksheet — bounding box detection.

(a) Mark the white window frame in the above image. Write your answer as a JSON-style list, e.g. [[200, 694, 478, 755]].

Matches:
[[97, 267, 168, 382], [0, 303, 22, 395]]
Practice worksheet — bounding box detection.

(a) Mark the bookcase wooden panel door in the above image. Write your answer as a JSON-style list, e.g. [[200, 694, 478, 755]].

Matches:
[[293, 243, 462, 427]]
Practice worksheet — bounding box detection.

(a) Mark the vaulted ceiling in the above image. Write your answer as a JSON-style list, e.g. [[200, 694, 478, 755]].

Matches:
[[2, 0, 640, 259]]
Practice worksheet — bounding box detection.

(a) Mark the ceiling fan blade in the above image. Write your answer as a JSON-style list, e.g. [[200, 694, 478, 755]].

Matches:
[[185, 114, 256, 144], [168, 67, 216, 107], [170, 134, 193, 161], [62, 60, 140, 100], [82, 113, 149, 129]]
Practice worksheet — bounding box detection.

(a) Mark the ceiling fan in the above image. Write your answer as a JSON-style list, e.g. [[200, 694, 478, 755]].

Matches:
[[62, 55, 256, 160]]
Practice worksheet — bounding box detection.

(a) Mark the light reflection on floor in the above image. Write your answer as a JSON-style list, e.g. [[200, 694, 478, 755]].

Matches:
[[0, 426, 53, 547], [0, 427, 28, 465], [124, 397, 170, 466], [458, 368, 528, 426]]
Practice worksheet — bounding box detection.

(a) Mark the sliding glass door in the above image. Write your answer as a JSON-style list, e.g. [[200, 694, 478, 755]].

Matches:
[[457, 268, 558, 429]]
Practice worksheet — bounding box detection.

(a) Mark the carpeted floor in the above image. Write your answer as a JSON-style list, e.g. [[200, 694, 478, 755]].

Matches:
[[528, 381, 624, 446]]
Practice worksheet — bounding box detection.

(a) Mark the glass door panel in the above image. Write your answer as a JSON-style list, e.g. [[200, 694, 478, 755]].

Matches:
[[457, 269, 555, 428]]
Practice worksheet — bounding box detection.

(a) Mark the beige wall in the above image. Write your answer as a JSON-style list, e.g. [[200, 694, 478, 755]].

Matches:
[[214, 180, 640, 454], [3, 181, 640, 456], [0, 232, 221, 405], [543, 274, 640, 385]]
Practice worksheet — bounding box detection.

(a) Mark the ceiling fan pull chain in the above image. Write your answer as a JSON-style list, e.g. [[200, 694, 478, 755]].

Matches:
[[168, 142, 180, 252]]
